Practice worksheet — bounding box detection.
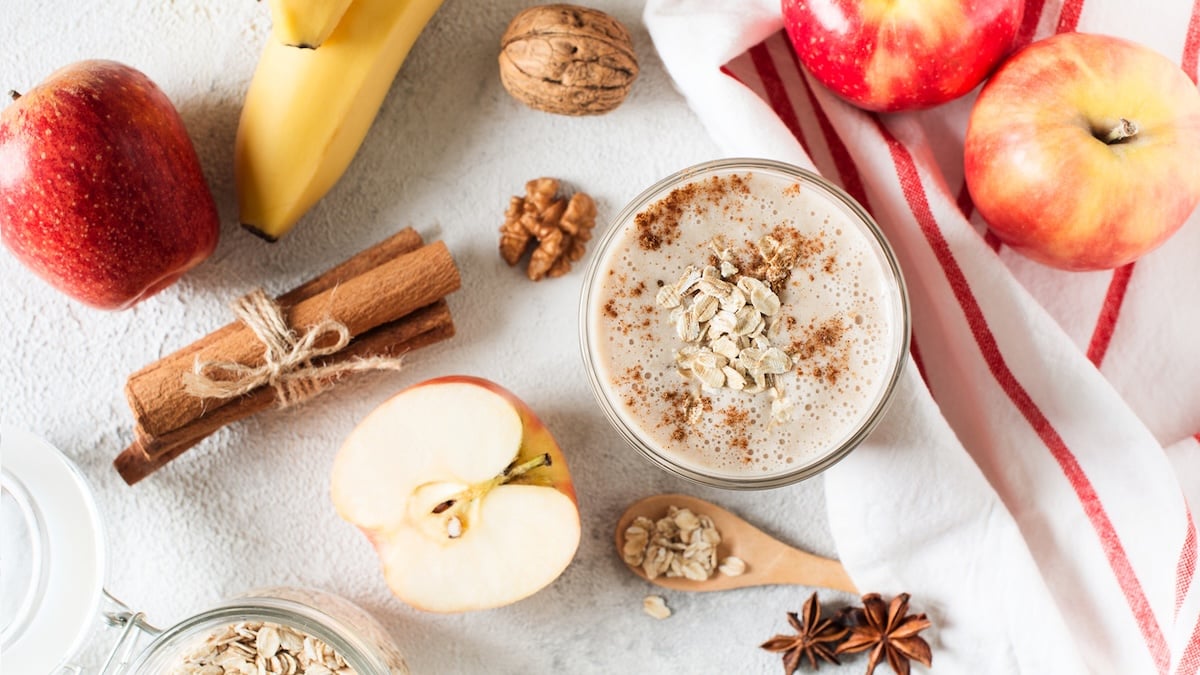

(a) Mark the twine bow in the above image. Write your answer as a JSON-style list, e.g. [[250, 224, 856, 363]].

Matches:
[[182, 289, 404, 408]]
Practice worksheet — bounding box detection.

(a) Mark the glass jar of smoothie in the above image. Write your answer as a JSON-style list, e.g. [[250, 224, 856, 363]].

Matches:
[[580, 159, 909, 489], [0, 426, 407, 674]]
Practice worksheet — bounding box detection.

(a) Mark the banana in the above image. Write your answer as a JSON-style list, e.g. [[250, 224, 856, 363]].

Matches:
[[236, 0, 444, 240], [268, 0, 354, 49]]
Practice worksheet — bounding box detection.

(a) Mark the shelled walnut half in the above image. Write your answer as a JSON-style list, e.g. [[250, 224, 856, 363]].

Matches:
[[500, 178, 597, 281]]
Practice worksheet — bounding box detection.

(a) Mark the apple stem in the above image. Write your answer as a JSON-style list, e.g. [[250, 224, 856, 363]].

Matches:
[[503, 453, 552, 481], [434, 454, 553, 539], [1101, 118, 1138, 145], [8, 90, 20, 102]]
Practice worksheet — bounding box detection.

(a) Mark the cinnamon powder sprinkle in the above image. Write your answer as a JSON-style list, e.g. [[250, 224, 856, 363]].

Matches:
[[723, 406, 750, 426], [715, 225, 826, 293], [616, 365, 650, 401], [720, 405, 755, 462], [790, 316, 852, 385], [791, 316, 847, 361], [635, 174, 753, 252], [660, 388, 712, 442]]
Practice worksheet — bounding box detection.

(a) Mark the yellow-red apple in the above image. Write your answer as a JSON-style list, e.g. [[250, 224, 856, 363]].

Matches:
[[782, 0, 1023, 112], [0, 60, 219, 309], [965, 33, 1200, 270], [331, 375, 580, 613]]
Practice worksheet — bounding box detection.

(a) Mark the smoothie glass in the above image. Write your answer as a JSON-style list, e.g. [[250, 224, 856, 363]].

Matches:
[[580, 158, 910, 489]]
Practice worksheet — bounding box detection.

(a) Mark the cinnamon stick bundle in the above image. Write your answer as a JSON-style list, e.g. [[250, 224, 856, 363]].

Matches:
[[114, 228, 459, 484], [127, 238, 458, 444], [115, 302, 453, 485]]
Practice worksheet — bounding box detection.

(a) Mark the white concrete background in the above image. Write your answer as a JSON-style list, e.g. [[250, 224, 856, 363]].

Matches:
[[0, 1, 863, 672]]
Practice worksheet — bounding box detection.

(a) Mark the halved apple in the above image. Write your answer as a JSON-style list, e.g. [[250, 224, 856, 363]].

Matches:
[[331, 375, 581, 612]]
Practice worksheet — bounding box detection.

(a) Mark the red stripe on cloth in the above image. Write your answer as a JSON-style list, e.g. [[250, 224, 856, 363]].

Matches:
[[910, 335, 929, 389], [871, 116, 1170, 673], [956, 182, 1004, 251], [1016, 0, 1050, 48], [1179, 515, 1198, 616], [782, 48, 874, 215], [1185, 0, 1200, 83], [719, 65, 741, 83], [983, 230, 1003, 252], [1179, 615, 1200, 675], [1056, 0, 1086, 32], [748, 43, 811, 156], [1086, 263, 1136, 368], [955, 181, 975, 220]]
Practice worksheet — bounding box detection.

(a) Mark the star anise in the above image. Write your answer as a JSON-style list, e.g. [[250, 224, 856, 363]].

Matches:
[[760, 592, 849, 673], [836, 593, 932, 675]]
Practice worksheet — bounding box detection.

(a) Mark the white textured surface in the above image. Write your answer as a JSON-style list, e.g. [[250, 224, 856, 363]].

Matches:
[[0, 1, 860, 673]]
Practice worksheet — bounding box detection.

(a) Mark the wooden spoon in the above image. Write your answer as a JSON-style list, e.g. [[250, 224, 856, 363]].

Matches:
[[615, 493, 857, 594]]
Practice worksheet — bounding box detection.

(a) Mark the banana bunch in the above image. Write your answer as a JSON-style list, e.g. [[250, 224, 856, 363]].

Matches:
[[237, 0, 444, 241]]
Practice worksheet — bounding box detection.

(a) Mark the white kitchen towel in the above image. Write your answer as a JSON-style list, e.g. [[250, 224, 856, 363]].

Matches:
[[645, 1, 1200, 673]]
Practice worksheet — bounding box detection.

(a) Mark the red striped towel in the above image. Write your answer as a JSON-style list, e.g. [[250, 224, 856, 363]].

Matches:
[[646, 1, 1200, 672]]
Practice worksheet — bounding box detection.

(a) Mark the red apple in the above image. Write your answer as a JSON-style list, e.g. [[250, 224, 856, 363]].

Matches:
[[0, 60, 219, 310], [782, 0, 1023, 112], [964, 33, 1200, 271], [331, 376, 581, 613]]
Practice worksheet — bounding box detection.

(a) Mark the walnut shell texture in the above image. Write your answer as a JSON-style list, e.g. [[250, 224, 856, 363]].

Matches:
[[499, 4, 639, 116]]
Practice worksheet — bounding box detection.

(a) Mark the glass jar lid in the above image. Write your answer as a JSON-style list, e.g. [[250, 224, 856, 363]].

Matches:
[[1, 425, 106, 673]]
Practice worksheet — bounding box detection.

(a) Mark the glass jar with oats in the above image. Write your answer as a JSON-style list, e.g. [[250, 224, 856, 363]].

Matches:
[[580, 159, 910, 489], [0, 426, 407, 675], [126, 587, 408, 674]]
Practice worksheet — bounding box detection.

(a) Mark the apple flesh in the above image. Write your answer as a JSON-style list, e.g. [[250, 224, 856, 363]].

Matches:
[[0, 60, 219, 309], [964, 33, 1200, 270], [782, 0, 1023, 112], [331, 376, 581, 613]]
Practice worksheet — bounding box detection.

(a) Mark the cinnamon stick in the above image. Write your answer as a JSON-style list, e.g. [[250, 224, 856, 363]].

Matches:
[[126, 240, 460, 447], [127, 226, 423, 455], [152, 227, 425, 370], [282, 227, 424, 302], [139, 298, 455, 455], [114, 300, 455, 485]]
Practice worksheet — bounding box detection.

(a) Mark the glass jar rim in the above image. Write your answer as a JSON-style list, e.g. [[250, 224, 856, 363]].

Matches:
[[127, 593, 394, 674], [578, 158, 911, 489]]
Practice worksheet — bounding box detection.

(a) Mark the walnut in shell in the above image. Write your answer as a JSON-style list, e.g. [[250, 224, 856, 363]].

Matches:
[[499, 4, 639, 116]]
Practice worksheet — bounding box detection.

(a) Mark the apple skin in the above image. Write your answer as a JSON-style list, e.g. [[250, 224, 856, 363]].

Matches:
[[964, 33, 1200, 271], [782, 0, 1023, 112], [475, 375, 578, 504], [0, 60, 219, 310], [331, 375, 580, 613]]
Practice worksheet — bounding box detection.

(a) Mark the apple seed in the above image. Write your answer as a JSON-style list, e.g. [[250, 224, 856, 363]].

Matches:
[[436, 453, 554, 539]]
